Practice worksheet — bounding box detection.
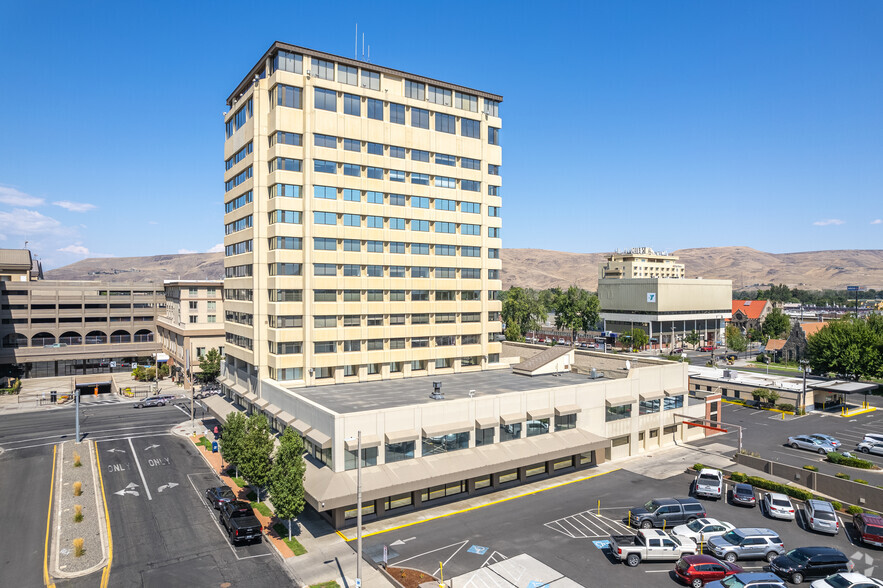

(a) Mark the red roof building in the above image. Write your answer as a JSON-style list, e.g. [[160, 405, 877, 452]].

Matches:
[[729, 300, 772, 332]]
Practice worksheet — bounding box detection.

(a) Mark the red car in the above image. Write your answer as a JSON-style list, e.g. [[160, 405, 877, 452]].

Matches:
[[853, 512, 883, 547], [699, 345, 715, 352], [675, 554, 742, 587]]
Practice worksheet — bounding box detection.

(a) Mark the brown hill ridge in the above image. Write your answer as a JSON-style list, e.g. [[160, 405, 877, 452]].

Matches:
[[44, 247, 883, 291]]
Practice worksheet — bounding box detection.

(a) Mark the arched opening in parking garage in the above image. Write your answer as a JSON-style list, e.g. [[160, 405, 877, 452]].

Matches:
[[59, 331, 82, 345], [1, 333, 27, 348], [31, 332, 55, 347], [110, 330, 131, 344], [85, 330, 107, 344], [134, 329, 154, 343]]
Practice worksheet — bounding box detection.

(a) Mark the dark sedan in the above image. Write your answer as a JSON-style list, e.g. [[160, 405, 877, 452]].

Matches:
[[731, 483, 756, 507], [769, 546, 853, 584], [205, 485, 236, 510]]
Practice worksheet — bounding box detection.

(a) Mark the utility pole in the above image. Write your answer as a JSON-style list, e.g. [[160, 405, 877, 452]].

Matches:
[[800, 359, 809, 413], [356, 430, 362, 586], [75, 387, 80, 443]]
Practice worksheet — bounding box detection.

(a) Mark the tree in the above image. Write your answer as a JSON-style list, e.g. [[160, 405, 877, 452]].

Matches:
[[219, 411, 247, 477], [501, 287, 547, 342], [726, 325, 747, 353], [552, 286, 600, 343], [620, 328, 649, 351], [269, 428, 306, 541], [199, 348, 222, 382], [240, 413, 275, 501], [684, 330, 701, 349], [807, 318, 883, 381], [762, 307, 791, 339], [752, 388, 769, 402], [766, 390, 780, 405]]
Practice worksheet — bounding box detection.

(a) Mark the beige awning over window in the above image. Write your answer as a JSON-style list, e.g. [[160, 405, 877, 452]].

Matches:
[[665, 387, 688, 396], [474, 416, 498, 429], [345, 434, 381, 450], [275, 411, 294, 424], [385, 429, 420, 444], [500, 413, 526, 425], [202, 394, 238, 424], [527, 408, 554, 420], [290, 418, 312, 435], [639, 390, 665, 401], [555, 404, 582, 416], [266, 404, 283, 417], [306, 429, 332, 450], [241, 392, 257, 403], [254, 398, 269, 409], [422, 421, 473, 437], [605, 395, 635, 407]]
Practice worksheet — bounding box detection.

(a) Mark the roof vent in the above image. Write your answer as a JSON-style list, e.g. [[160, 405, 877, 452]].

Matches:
[[430, 381, 444, 400]]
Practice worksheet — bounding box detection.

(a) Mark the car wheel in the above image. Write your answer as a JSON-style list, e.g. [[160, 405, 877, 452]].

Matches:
[[818, 448, 826, 455], [724, 552, 737, 563], [765, 551, 778, 563], [625, 553, 641, 567], [790, 443, 799, 449], [862, 447, 870, 454], [692, 579, 704, 588], [640, 520, 653, 529], [791, 572, 803, 584]]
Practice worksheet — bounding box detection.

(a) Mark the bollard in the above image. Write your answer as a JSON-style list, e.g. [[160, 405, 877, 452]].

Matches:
[[782, 411, 784, 420], [628, 511, 631, 527], [663, 520, 666, 531], [597, 500, 600, 516]]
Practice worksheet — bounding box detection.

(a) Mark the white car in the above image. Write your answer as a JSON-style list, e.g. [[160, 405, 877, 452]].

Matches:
[[694, 468, 724, 499], [672, 517, 735, 543], [810, 572, 883, 588], [856, 440, 883, 456], [761, 492, 795, 521]]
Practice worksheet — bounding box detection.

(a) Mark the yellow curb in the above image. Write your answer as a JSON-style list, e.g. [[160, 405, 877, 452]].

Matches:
[[43, 445, 57, 588], [841, 406, 877, 418], [721, 399, 794, 415], [338, 468, 620, 541], [95, 441, 113, 588]]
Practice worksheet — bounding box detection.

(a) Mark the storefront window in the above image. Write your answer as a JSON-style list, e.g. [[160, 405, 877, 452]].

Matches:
[[664, 395, 684, 411], [421, 431, 469, 456], [344, 501, 376, 519], [385, 493, 413, 511], [606, 404, 632, 422], [475, 427, 495, 446], [344, 446, 378, 470], [526, 418, 549, 437], [555, 414, 576, 430], [500, 422, 522, 442], [385, 440, 415, 463], [639, 399, 660, 415]]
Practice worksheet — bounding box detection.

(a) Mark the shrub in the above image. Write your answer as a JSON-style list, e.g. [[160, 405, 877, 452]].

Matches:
[[777, 404, 795, 413], [73, 452, 82, 467], [756, 353, 766, 362], [827, 452, 875, 469], [73, 481, 82, 496], [73, 538, 84, 557], [803, 465, 819, 472], [855, 479, 868, 485], [693, 463, 705, 472], [741, 475, 813, 501], [730, 472, 747, 483], [74, 504, 83, 523], [847, 505, 864, 515], [836, 473, 851, 480], [752, 388, 769, 402], [831, 501, 843, 511]]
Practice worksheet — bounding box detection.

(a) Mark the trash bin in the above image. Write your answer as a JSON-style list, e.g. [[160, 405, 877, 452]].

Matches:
[[212, 441, 219, 453]]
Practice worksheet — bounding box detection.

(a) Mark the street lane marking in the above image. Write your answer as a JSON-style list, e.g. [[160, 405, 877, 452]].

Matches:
[[43, 444, 57, 588], [0, 423, 175, 447], [4, 430, 174, 451], [128, 438, 152, 500], [95, 441, 113, 588], [337, 468, 621, 541]]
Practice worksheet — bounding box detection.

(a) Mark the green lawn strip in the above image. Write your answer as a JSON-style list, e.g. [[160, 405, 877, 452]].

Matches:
[[231, 476, 247, 488], [272, 523, 307, 555], [251, 501, 272, 517], [308, 583, 339, 588], [195, 437, 212, 450]]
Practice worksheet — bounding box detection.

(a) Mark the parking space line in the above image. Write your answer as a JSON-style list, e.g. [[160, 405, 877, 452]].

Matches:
[[127, 438, 152, 501], [392, 540, 469, 567]]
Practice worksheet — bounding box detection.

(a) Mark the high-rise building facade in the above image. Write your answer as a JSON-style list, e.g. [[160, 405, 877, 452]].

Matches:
[[223, 43, 503, 387], [599, 247, 685, 280]]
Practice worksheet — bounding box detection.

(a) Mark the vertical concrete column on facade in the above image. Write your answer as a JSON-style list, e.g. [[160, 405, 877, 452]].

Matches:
[[466, 477, 477, 494], [374, 498, 386, 518], [517, 465, 527, 482], [490, 471, 502, 488], [412, 489, 423, 509]]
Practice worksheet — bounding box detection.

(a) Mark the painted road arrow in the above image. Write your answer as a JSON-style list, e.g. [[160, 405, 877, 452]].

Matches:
[[114, 482, 140, 497], [157, 482, 179, 493], [106, 448, 125, 453], [144, 444, 160, 450], [390, 537, 416, 546]]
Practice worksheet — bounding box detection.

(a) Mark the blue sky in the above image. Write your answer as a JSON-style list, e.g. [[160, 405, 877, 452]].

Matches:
[[1, 1, 881, 269]]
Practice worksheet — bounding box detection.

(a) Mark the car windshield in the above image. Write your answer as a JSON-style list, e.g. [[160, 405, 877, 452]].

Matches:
[[735, 487, 751, 495], [720, 531, 741, 545], [699, 474, 719, 482], [814, 511, 836, 521], [670, 535, 683, 546], [772, 499, 791, 507], [866, 525, 883, 535], [687, 519, 705, 532], [643, 500, 659, 511], [719, 577, 746, 588], [786, 549, 811, 563], [822, 575, 852, 588]]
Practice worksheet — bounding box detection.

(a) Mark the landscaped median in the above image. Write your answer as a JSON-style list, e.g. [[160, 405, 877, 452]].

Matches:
[[189, 433, 307, 558]]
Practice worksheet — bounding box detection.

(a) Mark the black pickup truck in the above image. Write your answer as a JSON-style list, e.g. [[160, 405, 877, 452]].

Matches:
[[219, 500, 262, 545]]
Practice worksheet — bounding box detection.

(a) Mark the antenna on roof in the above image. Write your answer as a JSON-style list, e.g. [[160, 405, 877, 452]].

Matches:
[[362, 33, 365, 61], [355, 23, 358, 60], [367, 45, 370, 62]]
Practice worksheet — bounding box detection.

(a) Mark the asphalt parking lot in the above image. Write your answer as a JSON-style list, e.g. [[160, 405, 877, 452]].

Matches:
[[364, 467, 882, 587]]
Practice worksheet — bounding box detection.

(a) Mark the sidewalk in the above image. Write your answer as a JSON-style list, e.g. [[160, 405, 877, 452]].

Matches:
[[179, 420, 394, 588]]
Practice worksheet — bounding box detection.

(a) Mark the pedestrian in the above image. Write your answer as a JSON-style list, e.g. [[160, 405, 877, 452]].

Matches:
[[214, 425, 219, 439]]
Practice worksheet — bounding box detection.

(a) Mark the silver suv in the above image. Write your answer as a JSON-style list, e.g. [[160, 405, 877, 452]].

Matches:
[[805, 499, 840, 535], [706, 528, 785, 563], [134, 394, 175, 408]]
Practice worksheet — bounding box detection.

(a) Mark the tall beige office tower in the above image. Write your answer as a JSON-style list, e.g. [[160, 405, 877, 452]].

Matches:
[[223, 43, 503, 387]]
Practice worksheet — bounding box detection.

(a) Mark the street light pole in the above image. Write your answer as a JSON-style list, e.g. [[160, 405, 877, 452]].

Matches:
[[800, 359, 809, 413], [356, 430, 362, 586]]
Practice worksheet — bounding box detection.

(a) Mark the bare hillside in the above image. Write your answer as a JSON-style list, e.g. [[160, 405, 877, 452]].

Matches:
[[45, 247, 883, 291]]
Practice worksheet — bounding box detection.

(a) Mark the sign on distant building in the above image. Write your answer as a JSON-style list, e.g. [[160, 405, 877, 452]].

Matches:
[[647, 293, 657, 303]]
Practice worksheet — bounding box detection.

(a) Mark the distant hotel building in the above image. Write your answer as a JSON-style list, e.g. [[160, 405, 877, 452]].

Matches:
[[222, 42, 504, 388], [599, 247, 686, 280]]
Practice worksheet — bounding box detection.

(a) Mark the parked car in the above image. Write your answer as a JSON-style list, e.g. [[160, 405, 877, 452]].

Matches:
[[627, 497, 707, 529], [805, 499, 840, 535], [856, 440, 883, 456], [674, 554, 743, 588], [694, 469, 724, 500], [863, 433, 883, 445], [672, 518, 735, 544], [134, 394, 175, 408], [769, 546, 853, 584], [706, 573, 787, 588], [810, 573, 883, 588], [731, 483, 756, 507], [219, 500, 262, 545], [787, 435, 836, 454], [205, 485, 236, 510], [809, 434, 841, 449], [852, 512, 883, 547], [609, 528, 696, 566], [761, 492, 795, 521], [706, 528, 785, 563], [672, 347, 684, 354], [700, 346, 715, 352]]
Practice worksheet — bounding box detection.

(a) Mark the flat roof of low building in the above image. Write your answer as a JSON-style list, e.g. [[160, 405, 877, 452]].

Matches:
[[289, 370, 594, 414]]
